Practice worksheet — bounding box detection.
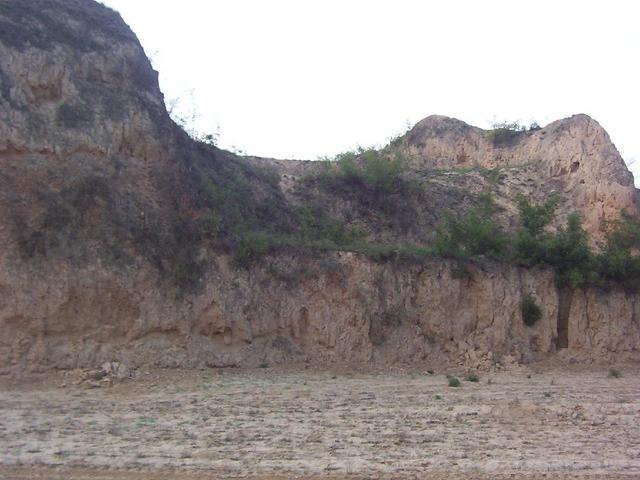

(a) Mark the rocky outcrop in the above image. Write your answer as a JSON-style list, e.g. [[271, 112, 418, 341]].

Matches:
[[396, 115, 638, 238], [0, 0, 179, 275], [0, 0, 169, 157], [1, 0, 639, 373]]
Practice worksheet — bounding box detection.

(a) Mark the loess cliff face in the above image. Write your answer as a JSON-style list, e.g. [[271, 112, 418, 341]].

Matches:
[[1, 0, 639, 373], [398, 114, 638, 240]]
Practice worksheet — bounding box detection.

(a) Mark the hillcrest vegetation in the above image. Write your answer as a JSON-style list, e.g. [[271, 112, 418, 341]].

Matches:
[[173, 138, 640, 294]]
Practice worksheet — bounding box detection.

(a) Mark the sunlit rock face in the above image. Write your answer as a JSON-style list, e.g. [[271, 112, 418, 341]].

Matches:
[[0, 0, 638, 373], [395, 114, 638, 240]]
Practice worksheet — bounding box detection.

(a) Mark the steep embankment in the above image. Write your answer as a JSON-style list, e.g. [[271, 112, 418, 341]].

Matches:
[[0, 0, 639, 373]]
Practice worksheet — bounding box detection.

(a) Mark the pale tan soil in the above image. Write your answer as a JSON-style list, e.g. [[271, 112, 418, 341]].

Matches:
[[1, 366, 639, 479]]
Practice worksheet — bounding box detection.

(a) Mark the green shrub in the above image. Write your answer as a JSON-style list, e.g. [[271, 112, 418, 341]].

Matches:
[[192, 149, 640, 293], [294, 205, 365, 247], [595, 211, 640, 290], [355, 243, 432, 263], [516, 194, 558, 237], [608, 368, 622, 378], [521, 294, 542, 326], [465, 373, 480, 382], [433, 192, 508, 260], [485, 121, 527, 147], [336, 148, 406, 194], [136, 416, 156, 428], [513, 230, 548, 267], [514, 200, 595, 288], [199, 177, 251, 234], [447, 376, 461, 387], [316, 147, 413, 203], [597, 249, 640, 291], [228, 206, 370, 267], [513, 195, 558, 268], [544, 213, 594, 288], [234, 231, 289, 267]]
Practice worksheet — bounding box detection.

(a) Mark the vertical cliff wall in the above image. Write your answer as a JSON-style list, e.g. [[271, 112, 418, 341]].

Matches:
[[0, 0, 639, 373], [2, 254, 639, 372]]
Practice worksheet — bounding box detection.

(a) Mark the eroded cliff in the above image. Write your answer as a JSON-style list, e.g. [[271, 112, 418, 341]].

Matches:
[[1, 0, 639, 373]]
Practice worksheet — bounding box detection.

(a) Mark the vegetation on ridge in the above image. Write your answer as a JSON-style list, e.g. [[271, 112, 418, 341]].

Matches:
[[195, 142, 640, 293], [485, 121, 541, 147], [15, 127, 640, 295]]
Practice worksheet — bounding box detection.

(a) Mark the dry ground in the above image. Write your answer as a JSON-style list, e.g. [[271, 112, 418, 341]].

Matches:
[[1, 364, 639, 479]]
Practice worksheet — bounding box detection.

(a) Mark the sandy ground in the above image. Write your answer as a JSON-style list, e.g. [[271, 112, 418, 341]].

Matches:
[[1, 365, 639, 479]]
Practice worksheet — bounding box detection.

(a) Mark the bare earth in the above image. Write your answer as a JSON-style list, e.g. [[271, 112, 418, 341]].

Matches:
[[1, 365, 639, 479]]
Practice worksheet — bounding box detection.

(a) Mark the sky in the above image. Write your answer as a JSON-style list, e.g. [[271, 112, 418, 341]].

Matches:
[[101, 0, 640, 180]]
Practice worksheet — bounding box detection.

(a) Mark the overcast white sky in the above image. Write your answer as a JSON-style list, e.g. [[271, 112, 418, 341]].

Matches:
[[102, 0, 639, 181]]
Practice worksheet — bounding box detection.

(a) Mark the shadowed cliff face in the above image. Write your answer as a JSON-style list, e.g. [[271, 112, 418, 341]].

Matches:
[[0, 0, 174, 272], [0, 0, 293, 290], [0, 0, 639, 372], [0, 0, 168, 156]]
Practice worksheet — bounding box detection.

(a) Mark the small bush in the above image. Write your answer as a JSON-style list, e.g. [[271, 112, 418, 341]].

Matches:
[[596, 211, 640, 291], [513, 201, 595, 288], [485, 121, 526, 147], [356, 243, 432, 263], [465, 373, 480, 382], [433, 192, 508, 260], [294, 205, 365, 247], [136, 417, 156, 428], [521, 294, 542, 326], [314, 148, 416, 214], [336, 148, 406, 194], [513, 195, 558, 267], [447, 376, 461, 387], [545, 213, 594, 288], [485, 121, 539, 147], [234, 231, 289, 267], [516, 194, 558, 238], [513, 230, 547, 267], [608, 368, 622, 378], [199, 177, 251, 234]]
